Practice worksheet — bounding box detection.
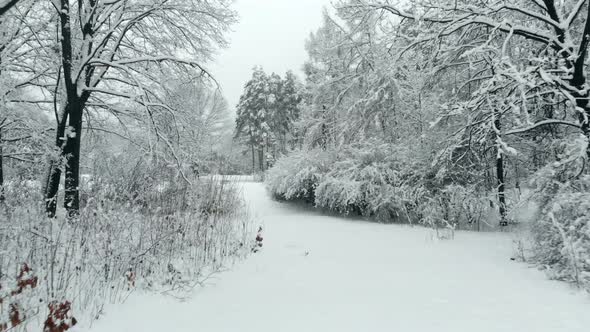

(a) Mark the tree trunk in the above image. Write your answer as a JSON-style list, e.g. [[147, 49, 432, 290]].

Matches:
[[569, 45, 590, 158], [251, 142, 255, 174], [258, 147, 264, 172], [267, 136, 272, 169], [570, 84, 590, 159], [44, 112, 68, 217], [495, 116, 508, 227], [44, 161, 61, 217], [573, 85, 590, 158], [0, 127, 4, 203], [0, 59, 4, 203], [582, 119, 590, 159], [321, 123, 327, 150], [63, 101, 83, 216], [569, 5, 590, 158], [496, 152, 507, 226], [53, 0, 85, 217]]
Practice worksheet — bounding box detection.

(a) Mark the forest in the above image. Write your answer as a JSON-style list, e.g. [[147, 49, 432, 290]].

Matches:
[[1, 0, 589, 331], [264, 0, 590, 292]]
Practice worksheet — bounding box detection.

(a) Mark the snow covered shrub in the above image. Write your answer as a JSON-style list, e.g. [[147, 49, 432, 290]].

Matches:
[[314, 142, 391, 217], [529, 136, 590, 290], [420, 185, 489, 231], [268, 140, 425, 223], [266, 149, 331, 203], [0, 169, 252, 329], [85, 155, 193, 214], [1, 178, 43, 209], [267, 140, 494, 228], [313, 141, 424, 222]]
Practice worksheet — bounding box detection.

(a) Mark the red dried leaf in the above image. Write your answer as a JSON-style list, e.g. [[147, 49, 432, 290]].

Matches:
[[44, 301, 77, 332], [12, 263, 38, 295], [9, 303, 24, 328]]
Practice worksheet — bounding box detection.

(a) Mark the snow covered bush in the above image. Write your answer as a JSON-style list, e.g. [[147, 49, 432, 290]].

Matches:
[[0, 168, 252, 330], [314, 141, 418, 221], [267, 140, 426, 223], [529, 136, 590, 290], [420, 185, 489, 231], [266, 138, 498, 230], [266, 149, 331, 203]]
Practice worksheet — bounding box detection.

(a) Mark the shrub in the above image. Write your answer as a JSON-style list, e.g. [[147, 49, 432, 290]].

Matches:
[[266, 149, 331, 203], [314, 141, 409, 220], [420, 185, 489, 231], [267, 140, 427, 223], [0, 163, 252, 330], [529, 135, 590, 290], [266, 138, 499, 230]]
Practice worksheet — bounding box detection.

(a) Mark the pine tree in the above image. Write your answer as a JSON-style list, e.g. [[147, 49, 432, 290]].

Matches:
[[236, 66, 271, 172], [236, 67, 302, 172], [279, 71, 302, 152]]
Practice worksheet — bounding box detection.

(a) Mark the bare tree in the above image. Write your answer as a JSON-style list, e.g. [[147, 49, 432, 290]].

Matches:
[[347, 0, 590, 154], [335, 0, 590, 225], [1, 1, 55, 203], [44, 0, 235, 217]]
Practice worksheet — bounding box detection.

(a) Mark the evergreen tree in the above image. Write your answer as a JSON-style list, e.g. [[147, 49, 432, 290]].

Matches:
[[236, 66, 271, 172], [236, 67, 302, 172], [267, 72, 284, 160], [280, 71, 303, 151]]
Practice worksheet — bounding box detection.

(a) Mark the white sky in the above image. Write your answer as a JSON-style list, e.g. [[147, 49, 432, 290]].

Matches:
[[210, 0, 333, 116]]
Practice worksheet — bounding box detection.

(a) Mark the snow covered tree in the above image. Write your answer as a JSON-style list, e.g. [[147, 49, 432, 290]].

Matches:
[[267, 72, 283, 159], [235, 66, 271, 172], [348, 0, 590, 156], [325, 0, 590, 225], [1, 0, 55, 203], [159, 77, 233, 174], [270, 1, 551, 228], [235, 67, 302, 172], [42, 0, 236, 217], [276, 71, 303, 152]]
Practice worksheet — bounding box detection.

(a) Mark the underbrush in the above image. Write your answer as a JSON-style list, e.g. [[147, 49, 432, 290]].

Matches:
[[268, 137, 590, 292], [0, 164, 252, 330], [418, 184, 492, 232], [266, 141, 492, 230], [266, 149, 330, 203], [525, 136, 590, 292]]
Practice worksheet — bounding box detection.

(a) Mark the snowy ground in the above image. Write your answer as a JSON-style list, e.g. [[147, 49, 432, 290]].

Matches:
[[81, 182, 590, 332]]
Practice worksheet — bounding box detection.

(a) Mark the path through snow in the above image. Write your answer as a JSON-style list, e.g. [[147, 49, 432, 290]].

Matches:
[[85, 182, 590, 332]]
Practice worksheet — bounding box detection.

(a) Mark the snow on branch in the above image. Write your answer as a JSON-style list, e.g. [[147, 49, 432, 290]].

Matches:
[[505, 120, 581, 135]]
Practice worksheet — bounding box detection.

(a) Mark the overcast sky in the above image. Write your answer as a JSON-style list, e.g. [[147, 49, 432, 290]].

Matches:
[[210, 0, 333, 115]]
